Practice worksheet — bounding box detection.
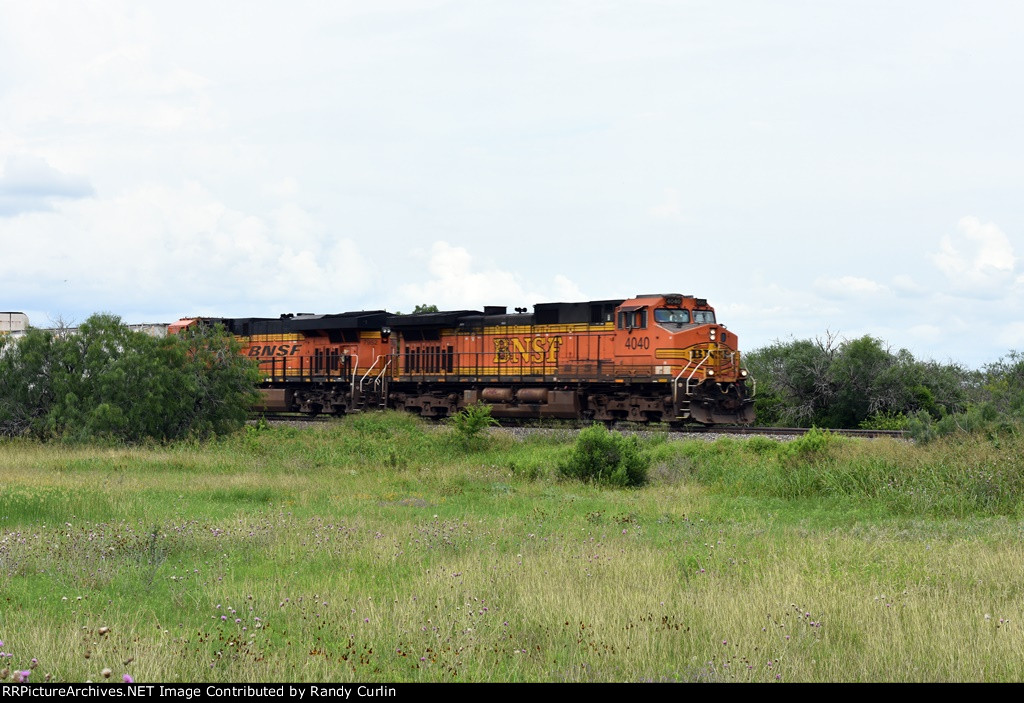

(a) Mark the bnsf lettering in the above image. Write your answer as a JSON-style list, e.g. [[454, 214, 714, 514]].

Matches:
[[493, 336, 563, 364], [247, 344, 301, 357]]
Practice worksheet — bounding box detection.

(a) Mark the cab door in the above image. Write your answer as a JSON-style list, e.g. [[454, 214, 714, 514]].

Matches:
[[614, 306, 653, 372]]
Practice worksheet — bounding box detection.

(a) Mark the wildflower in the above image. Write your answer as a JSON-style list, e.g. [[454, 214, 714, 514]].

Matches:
[[101, 668, 112, 678], [123, 674, 134, 684]]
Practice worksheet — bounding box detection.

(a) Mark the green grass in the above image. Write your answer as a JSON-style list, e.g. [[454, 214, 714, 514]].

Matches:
[[1, 415, 1023, 682]]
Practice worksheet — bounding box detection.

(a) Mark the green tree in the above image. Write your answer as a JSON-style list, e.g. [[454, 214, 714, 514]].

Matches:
[[0, 329, 57, 437], [744, 334, 838, 426], [981, 351, 1024, 418], [0, 314, 259, 442], [745, 334, 969, 428]]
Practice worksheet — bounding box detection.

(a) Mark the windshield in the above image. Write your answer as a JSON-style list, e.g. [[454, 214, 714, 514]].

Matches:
[[654, 308, 689, 324], [692, 310, 715, 324]]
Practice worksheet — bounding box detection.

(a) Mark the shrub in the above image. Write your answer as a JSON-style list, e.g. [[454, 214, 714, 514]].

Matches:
[[783, 426, 840, 459], [449, 402, 499, 446], [558, 425, 650, 487], [859, 411, 910, 431]]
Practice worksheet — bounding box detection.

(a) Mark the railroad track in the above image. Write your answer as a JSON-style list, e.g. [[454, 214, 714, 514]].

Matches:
[[254, 412, 905, 439], [666, 425, 906, 439], [254, 413, 333, 424]]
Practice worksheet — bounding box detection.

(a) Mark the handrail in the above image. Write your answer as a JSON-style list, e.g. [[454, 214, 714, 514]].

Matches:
[[374, 358, 392, 391], [685, 354, 709, 394], [356, 354, 380, 392], [349, 354, 359, 401], [671, 354, 709, 406], [672, 360, 696, 406]]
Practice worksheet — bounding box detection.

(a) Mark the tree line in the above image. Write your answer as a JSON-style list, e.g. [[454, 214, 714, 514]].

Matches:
[[2, 313, 1021, 443], [744, 333, 1024, 438], [0, 314, 259, 442]]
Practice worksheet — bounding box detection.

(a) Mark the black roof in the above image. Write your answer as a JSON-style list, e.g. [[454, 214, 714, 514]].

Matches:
[[212, 299, 628, 335]]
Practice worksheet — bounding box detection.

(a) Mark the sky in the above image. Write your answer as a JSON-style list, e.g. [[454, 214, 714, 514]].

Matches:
[[1, 1, 1022, 368]]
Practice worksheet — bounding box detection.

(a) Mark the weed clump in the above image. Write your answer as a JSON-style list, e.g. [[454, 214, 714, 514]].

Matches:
[[448, 403, 499, 446], [558, 425, 649, 487]]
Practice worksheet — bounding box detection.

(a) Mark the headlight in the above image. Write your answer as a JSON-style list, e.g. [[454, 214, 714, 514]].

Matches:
[[741, 370, 748, 377], [706, 369, 714, 376]]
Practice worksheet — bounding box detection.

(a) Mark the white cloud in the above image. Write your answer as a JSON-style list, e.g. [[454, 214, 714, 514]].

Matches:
[[2, 4, 215, 134], [906, 324, 945, 344], [649, 187, 683, 221], [552, 274, 585, 301], [0, 181, 373, 315], [891, 274, 928, 297], [813, 275, 890, 299], [0, 154, 95, 215], [996, 322, 1024, 350], [931, 216, 1018, 295], [398, 241, 585, 310]]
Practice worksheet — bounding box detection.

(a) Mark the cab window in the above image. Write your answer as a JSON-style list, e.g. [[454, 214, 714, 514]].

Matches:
[[692, 310, 716, 324], [617, 310, 647, 329], [654, 308, 689, 325]]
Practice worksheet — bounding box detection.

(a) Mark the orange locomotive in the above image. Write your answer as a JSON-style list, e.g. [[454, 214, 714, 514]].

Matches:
[[170, 293, 755, 425]]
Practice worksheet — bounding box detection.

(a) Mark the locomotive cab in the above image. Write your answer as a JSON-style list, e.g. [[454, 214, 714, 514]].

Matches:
[[612, 294, 754, 424]]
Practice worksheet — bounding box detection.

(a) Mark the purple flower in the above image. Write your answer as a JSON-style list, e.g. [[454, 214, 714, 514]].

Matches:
[[123, 674, 134, 683]]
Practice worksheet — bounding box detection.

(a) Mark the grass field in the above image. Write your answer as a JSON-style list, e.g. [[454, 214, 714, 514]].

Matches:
[[1, 414, 1022, 683]]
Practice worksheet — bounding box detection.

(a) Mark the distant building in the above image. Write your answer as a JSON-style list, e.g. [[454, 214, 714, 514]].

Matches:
[[1, 313, 169, 339], [1, 312, 29, 335]]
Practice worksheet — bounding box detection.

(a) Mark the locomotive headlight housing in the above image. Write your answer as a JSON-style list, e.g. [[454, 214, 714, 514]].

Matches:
[[741, 369, 748, 377], [709, 328, 716, 339], [707, 369, 714, 376]]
